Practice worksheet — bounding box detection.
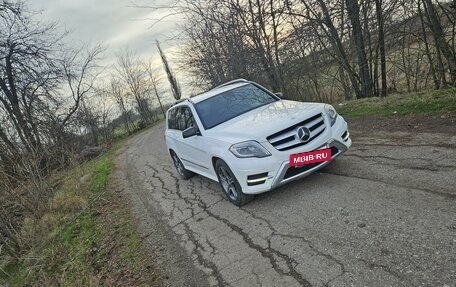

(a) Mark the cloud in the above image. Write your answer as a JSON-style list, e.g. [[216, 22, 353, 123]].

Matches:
[[29, 0, 182, 57], [28, 0, 196, 99]]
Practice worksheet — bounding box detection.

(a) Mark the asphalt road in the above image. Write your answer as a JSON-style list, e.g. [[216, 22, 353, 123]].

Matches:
[[116, 122, 456, 287]]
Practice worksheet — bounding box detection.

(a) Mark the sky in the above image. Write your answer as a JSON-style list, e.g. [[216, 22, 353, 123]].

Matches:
[[29, 0, 195, 98]]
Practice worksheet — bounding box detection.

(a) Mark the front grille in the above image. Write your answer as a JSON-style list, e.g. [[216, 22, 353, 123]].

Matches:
[[284, 162, 320, 179], [267, 113, 326, 151]]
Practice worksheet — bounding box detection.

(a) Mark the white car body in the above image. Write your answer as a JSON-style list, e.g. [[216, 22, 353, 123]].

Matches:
[[165, 79, 351, 199]]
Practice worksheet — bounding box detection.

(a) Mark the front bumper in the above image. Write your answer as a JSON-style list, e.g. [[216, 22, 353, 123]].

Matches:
[[269, 139, 349, 189], [228, 116, 352, 195]]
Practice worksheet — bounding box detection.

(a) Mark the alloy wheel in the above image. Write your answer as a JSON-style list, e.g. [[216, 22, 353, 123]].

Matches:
[[172, 154, 184, 176], [218, 166, 239, 201]]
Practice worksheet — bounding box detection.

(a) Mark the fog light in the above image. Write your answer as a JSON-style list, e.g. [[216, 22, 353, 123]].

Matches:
[[247, 172, 269, 186]]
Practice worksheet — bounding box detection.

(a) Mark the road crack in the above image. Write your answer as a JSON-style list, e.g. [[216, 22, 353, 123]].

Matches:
[[274, 233, 346, 286], [203, 207, 312, 287], [357, 258, 405, 282], [158, 168, 313, 286], [319, 171, 456, 199], [182, 223, 227, 287]]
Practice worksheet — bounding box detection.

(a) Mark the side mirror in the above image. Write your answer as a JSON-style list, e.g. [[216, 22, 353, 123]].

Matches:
[[275, 92, 285, 99], [182, 126, 200, 138]]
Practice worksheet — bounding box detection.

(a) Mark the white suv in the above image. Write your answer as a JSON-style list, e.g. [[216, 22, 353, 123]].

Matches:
[[165, 79, 351, 206]]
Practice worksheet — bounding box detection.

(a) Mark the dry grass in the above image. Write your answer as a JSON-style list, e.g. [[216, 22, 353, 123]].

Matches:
[[1, 136, 163, 286]]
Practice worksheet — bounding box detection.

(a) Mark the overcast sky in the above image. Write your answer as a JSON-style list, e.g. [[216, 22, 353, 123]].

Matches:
[[29, 0, 194, 96], [29, 0, 181, 56]]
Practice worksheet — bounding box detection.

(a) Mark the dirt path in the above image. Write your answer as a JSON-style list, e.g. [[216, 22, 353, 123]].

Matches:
[[116, 119, 456, 287]]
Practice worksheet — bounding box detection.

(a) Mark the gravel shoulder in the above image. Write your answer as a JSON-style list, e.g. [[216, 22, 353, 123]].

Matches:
[[116, 116, 456, 287]]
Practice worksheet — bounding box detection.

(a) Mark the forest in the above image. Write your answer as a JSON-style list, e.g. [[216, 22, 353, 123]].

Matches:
[[176, 0, 455, 101]]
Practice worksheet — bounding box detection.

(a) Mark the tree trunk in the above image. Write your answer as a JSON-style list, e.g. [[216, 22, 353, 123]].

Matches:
[[362, 2, 376, 97], [346, 0, 373, 98], [314, 0, 362, 98], [423, 0, 456, 84], [151, 78, 166, 118], [418, 0, 440, 89], [339, 67, 352, 101], [375, 0, 387, 96]]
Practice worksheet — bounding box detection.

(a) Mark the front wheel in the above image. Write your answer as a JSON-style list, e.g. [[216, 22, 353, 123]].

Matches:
[[215, 160, 254, 206], [170, 151, 194, 179]]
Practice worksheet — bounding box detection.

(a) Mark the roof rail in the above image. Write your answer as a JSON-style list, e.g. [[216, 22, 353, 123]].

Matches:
[[171, 98, 190, 106], [213, 78, 250, 89]]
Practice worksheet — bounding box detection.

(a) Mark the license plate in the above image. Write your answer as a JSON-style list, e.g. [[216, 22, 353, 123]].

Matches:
[[289, 148, 332, 167]]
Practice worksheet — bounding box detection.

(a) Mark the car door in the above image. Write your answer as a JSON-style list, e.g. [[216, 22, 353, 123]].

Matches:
[[175, 106, 210, 173], [166, 106, 183, 151]]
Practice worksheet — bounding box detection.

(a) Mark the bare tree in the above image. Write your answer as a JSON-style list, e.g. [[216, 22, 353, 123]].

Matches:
[[145, 62, 166, 118], [95, 87, 115, 143], [422, 0, 456, 85], [417, 0, 440, 89], [109, 78, 133, 135], [346, 0, 373, 97], [0, 1, 104, 157], [76, 98, 101, 145], [285, 0, 363, 99], [0, 3, 61, 153], [0, 1, 106, 257], [115, 49, 154, 123], [143, 0, 454, 101], [157, 40, 182, 100], [375, 0, 388, 96], [60, 44, 105, 128]]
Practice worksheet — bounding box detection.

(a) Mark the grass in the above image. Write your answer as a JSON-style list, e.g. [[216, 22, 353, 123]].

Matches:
[[1, 126, 163, 286], [336, 87, 456, 117]]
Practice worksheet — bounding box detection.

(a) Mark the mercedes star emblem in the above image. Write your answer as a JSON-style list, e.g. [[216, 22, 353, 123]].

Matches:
[[296, 126, 311, 142]]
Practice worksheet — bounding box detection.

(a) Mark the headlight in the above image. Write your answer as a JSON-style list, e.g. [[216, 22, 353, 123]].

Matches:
[[229, 141, 271, 158], [325, 104, 338, 126]]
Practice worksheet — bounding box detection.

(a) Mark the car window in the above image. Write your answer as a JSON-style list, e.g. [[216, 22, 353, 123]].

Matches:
[[180, 107, 197, 131], [169, 106, 197, 131], [167, 107, 178, 130], [194, 83, 278, 129]]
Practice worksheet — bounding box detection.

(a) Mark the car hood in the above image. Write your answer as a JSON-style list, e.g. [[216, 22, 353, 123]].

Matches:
[[204, 100, 325, 143]]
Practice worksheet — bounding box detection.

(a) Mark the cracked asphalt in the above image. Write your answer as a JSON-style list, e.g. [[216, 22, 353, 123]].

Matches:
[[116, 122, 456, 287]]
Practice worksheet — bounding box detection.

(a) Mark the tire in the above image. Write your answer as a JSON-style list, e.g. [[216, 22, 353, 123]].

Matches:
[[215, 159, 254, 206], [170, 151, 194, 179]]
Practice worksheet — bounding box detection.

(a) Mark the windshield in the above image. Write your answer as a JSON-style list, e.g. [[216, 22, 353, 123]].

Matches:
[[194, 84, 278, 129]]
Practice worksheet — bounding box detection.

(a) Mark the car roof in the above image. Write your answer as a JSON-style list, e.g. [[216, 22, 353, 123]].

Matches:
[[190, 82, 250, 104], [168, 79, 253, 110]]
